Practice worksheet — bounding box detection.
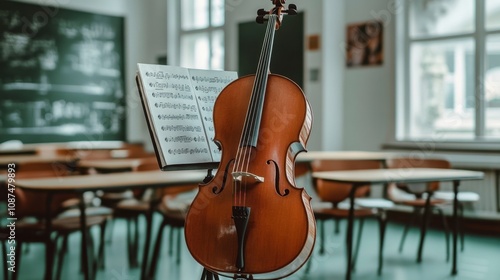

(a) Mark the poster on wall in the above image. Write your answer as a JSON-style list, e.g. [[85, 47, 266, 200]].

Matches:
[[346, 21, 383, 67], [0, 1, 126, 144]]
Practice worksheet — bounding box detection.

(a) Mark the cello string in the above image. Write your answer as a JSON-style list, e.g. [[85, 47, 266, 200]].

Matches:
[[237, 14, 273, 175], [234, 14, 275, 206], [242, 14, 277, 206]]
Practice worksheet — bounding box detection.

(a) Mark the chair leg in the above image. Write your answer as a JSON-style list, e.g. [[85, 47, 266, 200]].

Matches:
[[459, 203, 465, 252], [133, 216, 140, 262], [417, 196, 432, 263], [435, 208, 450, 262], [2, 240, 8, 280], [126, 217, 138, 268], [168, 226, 174, 257], [378, 212, 387, 275], [12, 242, 22, 280], [44, 238, 55, 280], [334, 218, 340, 235], [319, 219, 325, 255], [399, 208, 418, 253], [106, 218, 115, 244], [351, 218, 364, 272], [176, 228, 182, 264], [88, 229, 98, 280], [98, 220, 108, 269], [55, 234, 69, 280], [148, 217, 167, 280], [126, 218, 133, 266]]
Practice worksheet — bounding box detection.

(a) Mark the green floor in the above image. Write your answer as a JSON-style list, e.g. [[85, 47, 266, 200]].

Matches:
[[7, 216, 500, 280]]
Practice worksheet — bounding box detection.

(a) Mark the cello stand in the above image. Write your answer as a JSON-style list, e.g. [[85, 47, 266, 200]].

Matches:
[[199, 269, 256, 280], [200, 268, 219, 280]]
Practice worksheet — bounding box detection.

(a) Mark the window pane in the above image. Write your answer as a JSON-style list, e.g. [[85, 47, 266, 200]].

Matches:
[[211, 0, 225, 27], [410, 0, 475, 38], [485, 35, 500, 138], [181, 0, 209, 30], [180, 33, 210, 69], [486, 0, 500, 30], [210, 30, 224, 70], [409, 39, 475, 139]]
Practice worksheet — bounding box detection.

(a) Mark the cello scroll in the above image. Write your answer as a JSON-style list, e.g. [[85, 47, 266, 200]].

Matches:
[[256, 0, 297, 28]]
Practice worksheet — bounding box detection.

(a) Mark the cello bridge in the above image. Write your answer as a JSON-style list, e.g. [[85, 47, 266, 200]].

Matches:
[[232, 172, 265, 183]]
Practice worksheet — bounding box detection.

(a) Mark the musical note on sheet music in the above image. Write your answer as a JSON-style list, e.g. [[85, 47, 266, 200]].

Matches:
[[189, 68, 238, 162], [137, 63, 237, 167], [138, 64, 213, 164]]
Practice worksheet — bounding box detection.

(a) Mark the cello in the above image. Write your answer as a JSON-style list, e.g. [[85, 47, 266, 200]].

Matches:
[[184, 1, 315, 279]]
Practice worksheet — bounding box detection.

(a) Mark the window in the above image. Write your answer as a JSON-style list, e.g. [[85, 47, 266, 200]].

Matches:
[[397, 0, 500, 141], [178, 0, 225, 70]]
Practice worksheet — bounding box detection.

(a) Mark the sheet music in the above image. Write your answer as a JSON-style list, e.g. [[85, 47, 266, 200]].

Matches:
[[137, 64, 213, 165], [188, 68, 238, 162], [137, 64, 238, 168]]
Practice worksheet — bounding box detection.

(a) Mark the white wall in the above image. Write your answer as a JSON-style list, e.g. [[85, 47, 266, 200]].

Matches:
[[342, 0, 396, 151], [321, 0, 345, 151]]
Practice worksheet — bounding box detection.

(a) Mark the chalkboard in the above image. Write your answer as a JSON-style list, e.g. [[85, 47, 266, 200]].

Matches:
[[0, 1, 126, 144], [238, 12, 304, 88]]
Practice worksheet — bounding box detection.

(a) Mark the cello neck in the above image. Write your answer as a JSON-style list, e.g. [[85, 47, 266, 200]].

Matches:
[[241, 14, 278, 148]]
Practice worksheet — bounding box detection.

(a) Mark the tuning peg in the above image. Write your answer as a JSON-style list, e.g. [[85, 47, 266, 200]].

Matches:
[[286, 4, 297, 15], [257, 9, 268, 16], [256, 15, 266, 24]]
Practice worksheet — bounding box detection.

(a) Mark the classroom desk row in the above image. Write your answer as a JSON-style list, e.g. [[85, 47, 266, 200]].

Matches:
[[0, 151, 485, 280], [1, 169, 207, 280]]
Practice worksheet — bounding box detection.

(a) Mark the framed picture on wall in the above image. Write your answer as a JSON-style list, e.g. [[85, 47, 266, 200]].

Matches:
[[346, 21, 383, 67]]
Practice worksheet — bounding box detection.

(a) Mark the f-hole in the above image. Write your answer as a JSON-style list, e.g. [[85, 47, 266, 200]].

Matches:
[[212, 159, 235, 195], [267, 160, 289, 197]]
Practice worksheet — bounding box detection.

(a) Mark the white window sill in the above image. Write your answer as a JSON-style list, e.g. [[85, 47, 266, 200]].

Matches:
[[382, 141, 500, 169]]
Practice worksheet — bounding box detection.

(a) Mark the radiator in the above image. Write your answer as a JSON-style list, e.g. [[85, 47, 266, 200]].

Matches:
[[439, 170, 498, 216]]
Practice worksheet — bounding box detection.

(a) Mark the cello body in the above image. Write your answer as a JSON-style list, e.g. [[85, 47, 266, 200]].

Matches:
[[184, 74, 315, 279], [185, 2, 315, 278]]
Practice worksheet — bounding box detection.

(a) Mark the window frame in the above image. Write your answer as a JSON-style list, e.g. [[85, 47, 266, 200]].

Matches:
[[171, 0, 225, 70], [396, 0, 500, 146]]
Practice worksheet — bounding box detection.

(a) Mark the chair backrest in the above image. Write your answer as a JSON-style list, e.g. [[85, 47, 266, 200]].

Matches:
[[18, 161, 72, 178], [15, 161, 76, 219], [136, 158, 160, 172], [133, 159, 197, 200], [310, 159, 382, 206], [386, 157, 451, 198], [386, 157, 451, 170]]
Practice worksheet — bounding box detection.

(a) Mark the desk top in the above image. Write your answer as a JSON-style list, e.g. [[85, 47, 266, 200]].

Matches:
[[77, 158, 145, 170], [0, 155, 71, 166], [14, 170, 207, 192], [313, 168, 484, 185], [0, 147, 37, 155], [296, 151, 396, 162]]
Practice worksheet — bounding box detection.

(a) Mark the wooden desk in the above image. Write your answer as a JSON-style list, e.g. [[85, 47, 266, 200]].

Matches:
[[16, 170, 205, 192], [296, 150, 395, 162], [0, 154, 71, 168], [13, 170, 207, 280], [77, 158, 147, 173], [0, 147, 37, 155], [313, 168, 484, 280], [295, 151, 396, 177]]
